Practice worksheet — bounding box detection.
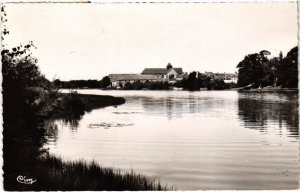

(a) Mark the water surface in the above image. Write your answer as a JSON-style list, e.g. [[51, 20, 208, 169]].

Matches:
[[45, 90, 299, 190]]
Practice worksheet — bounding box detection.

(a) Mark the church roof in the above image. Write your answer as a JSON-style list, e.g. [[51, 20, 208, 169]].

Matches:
[[141, 68, 168, 75], [108, 74, 160, 81], [141, 68, 183, 75]]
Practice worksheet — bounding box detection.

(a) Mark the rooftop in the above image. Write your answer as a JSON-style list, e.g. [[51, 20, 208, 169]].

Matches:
[[141, 68, 184, 75], [108, 74, 161, 81]]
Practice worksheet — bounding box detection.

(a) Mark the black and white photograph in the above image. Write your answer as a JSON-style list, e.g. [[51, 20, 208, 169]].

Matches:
[[1, 1, 299, 190]]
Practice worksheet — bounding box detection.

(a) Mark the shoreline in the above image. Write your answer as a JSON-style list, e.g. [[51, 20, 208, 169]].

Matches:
[[236, 88, 298, 92], [35, 155, 168, 191], [69, 93, 126, 111], [59, 87, 299, 92], [47, 92, 126, 120]]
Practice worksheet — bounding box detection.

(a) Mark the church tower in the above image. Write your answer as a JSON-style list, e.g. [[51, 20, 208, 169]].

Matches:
[[166, 63, 173, 71]]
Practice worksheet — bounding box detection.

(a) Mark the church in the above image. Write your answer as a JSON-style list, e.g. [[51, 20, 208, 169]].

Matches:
[[141, 63, 184, 80], [108, 63, 184, 88]]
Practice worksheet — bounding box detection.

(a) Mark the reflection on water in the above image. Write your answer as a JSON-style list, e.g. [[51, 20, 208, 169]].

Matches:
[[238, 92, 298, 136], [45, 90, 299, 190]]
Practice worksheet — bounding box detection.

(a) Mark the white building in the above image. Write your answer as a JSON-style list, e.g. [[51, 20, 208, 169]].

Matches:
[[141, 63, 184, 81]]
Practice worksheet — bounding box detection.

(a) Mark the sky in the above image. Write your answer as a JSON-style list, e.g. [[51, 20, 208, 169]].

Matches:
[[3, 2, 298, 81]]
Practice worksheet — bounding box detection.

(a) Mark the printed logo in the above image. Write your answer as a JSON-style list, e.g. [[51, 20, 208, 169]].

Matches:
[[16, 175, 37, 184]]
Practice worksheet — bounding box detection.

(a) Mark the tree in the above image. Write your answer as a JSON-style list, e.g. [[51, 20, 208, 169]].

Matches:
[[124, 81, 133, 90], [183, 71, 201, 91], [277, 46, 298, 88], [208, 79, 227, 90], [2, 42, 55, 189], [261, 57, 279, 86], [101, 76, 111, 88], [132, 80, 143, 90], [53, 79, 62, 88], [237, 50, 270, 87]]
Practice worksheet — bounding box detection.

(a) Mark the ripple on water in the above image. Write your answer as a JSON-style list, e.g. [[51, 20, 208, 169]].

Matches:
[[45, 90, 299, 190]]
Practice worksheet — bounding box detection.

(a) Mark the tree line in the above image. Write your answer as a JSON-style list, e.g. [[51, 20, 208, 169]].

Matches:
[[173, 71, 234, 90], [237, 46, 298, 88], [53, 77, 111, 89]]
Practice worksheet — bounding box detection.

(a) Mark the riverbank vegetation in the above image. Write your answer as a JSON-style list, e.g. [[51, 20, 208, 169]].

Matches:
[[53, 76, 111, 89], [33, 155, 167, 190], [2, 41, 165, 190], [237, 46, 298, 88], [173, 71, 230, 91]]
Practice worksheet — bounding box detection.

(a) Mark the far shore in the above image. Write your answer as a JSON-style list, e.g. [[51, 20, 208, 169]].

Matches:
[[59, 87, 298, 92], [234, 87, 298, 92]]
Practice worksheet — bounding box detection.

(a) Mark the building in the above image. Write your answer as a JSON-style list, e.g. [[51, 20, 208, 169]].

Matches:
[[108, 74, 161, 88], [141, 63, 184, 80], [204, 71, 238, 84], [108, 63, 184, 87]]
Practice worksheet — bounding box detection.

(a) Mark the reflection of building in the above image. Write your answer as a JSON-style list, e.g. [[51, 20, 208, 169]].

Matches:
[[141, 63, 184, 81], [109, 63, 185, 87]]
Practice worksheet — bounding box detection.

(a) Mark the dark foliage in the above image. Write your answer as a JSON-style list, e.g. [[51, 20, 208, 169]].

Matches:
[[145, 81, 170, 90], [237, 47, 298, 88], [2, 43, 49, 190], [101, 76, 111, 88], [173, 71, 228, 91], [277, 47, 298, 88], [182, 71, 202, 90], [54, 76, 111, 89], [237, 50, 270, 87], [207, 79, 227, 90], [121, 80, 171, 90]]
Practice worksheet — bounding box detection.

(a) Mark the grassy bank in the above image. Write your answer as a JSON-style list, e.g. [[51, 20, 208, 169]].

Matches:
[[31, 155, 168, 191], [46, 92, 126, 119], [77, 93, 126, 111]]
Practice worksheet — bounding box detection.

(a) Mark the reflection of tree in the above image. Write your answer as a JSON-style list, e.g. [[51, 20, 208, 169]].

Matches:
[[61, 114, 82, 130], [43, 113, 82, 142], [53, 113, 83, 132], [238, 92, 298, 136], [44, 121, 59, 143], [135, 96, 184, 120], [138, 95, 227, 120], [131, 96, 185, 119]]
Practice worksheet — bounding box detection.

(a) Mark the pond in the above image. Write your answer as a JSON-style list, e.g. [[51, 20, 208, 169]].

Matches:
[[44, 90, 299, 190]]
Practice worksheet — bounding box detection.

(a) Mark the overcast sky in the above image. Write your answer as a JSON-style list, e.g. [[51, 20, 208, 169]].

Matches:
[[4, 2, 297, 81]]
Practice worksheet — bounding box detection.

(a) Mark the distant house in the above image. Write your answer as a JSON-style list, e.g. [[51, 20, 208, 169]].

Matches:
[[204, 71, 238, 84], [204, 71, 214, 78], [141, 63, 184, 81], [108, 74, 161, 88]]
